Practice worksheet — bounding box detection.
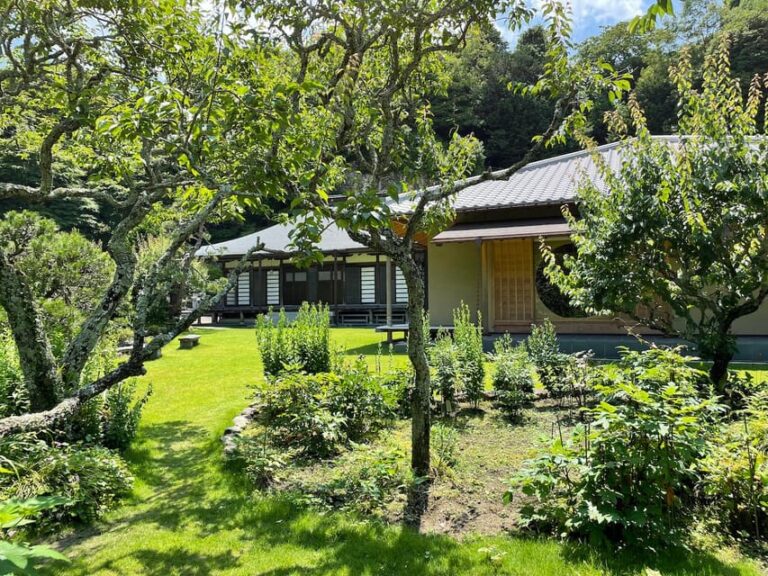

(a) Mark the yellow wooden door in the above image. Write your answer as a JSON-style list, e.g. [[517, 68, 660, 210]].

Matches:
[[491, 238, 534, 327]]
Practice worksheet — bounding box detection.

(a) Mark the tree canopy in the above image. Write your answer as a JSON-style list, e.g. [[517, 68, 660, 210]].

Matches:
[[545, 36, 768, 388]]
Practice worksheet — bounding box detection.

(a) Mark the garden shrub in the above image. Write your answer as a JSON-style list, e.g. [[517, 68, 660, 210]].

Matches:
[[526, 318, 559, 369], [255, 303, 331, 376], [431, 422, 459, 475], [0, 436, 133, 532], [380, 367, 414, 418], [315, 447, 409, 514], [453, 303, 485, 407], [255, 371, 343, 458], [324, 358, 395, 442], [526, 320, 572, 399], [0, 332, 27, 418], [292, 302, 331, 374], [230, 435, 289, 489], [701, 384, 768, 540], [101, 381, 152, 452], [65, 379, 151, 451], [0, 493, 69, 573], [254, 365, 395, 458], [491, 335, 533, 421], [430, 330, 459, 415], [508, 347, 719, 548]]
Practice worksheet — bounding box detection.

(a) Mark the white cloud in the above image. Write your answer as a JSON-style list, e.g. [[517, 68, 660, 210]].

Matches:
[[495, 0, 649, 48], [570, 0, 644, 24]]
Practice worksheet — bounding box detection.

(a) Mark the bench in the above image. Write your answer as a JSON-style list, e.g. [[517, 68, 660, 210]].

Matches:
[[117, 343, 162, 360], [375, 324, 455, 344], [178, 334, 201, 349], [338, 311, 372, 326]]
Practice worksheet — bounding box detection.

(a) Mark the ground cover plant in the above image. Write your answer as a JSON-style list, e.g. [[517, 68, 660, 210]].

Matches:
[[37, 327, 765, 575], [491, 335, 534, 422], [509, 347, 720, 547], [255, 304, 331, 376]]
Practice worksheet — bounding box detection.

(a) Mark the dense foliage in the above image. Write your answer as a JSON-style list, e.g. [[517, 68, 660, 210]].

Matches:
[[526, 320, 570, 399], [702, 384, 768, 540], [546, 37, 768, 386], [453, 304, 485, 408], [508, 348, 720, 547], [0, 494, 69, 575], [0, 436, 133, 532], [255, 304, 331, 376], [430, 331, 459, 415], [100, 382, 152, 452], [253, 362, 396, 459], [491, 335, 534, 421]]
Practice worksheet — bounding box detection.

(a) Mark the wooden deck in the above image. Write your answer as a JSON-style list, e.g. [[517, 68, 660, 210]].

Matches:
[[375, 324, 455, 343]]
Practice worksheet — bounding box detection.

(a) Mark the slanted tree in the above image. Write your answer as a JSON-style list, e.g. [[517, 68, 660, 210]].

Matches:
[[0, 0, 297, 435], [243, 0, 629, 479], [544, 36, 768, 388]]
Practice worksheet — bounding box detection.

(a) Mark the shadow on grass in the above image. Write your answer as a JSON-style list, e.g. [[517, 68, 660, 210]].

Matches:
[[560, 540, 748, 576], [55, 419, 757, 576]]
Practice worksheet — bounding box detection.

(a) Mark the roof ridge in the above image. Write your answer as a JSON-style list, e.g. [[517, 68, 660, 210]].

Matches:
[[511, 135, 684, 174]]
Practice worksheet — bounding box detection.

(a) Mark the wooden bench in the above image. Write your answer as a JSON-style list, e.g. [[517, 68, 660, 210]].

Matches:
[[375, 324, 455, 344], [338, 311, 372, 326], [117, 343, 162, 360], [178, 334, 201, 349]]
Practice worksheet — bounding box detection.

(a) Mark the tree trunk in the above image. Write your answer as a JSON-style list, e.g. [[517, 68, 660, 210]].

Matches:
[[0, 251, 59, 410], [709, 348, 734, 393], [400, 255, 431, 478]]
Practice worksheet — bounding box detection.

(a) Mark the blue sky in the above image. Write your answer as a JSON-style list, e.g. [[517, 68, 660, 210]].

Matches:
[[496, 0, 658, 47]]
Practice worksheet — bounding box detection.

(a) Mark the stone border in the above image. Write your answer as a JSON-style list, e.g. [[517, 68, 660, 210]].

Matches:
[[221, 404, 259, 456]]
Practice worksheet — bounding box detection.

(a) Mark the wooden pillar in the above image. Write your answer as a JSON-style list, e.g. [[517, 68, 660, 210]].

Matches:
[[332, 254, 338, 324], [278, 259, 284, 307], [385, 256, 393, 327], [341, 255, 347, 305], [258, 258, 263, 309]]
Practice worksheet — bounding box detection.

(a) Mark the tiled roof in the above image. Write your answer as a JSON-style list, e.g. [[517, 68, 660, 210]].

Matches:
[[196, 220, 365, 258], [199, 137, 684, 257], [396, 136, 681, 213]]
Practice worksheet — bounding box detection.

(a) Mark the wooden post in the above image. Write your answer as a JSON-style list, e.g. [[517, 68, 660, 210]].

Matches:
[[386, 256, 394, 343], [258, 258, 263, 309], [385, 256, 393, 326], [332, 254, 338, 325]]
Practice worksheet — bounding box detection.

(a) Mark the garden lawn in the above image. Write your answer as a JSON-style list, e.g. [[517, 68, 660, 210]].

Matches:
[[48, 328, 764, 576]]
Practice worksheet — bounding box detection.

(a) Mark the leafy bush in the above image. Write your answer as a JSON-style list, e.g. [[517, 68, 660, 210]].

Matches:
[[255, 304, 330, 376], [431, 423, 459, 475], [453, 303, 485, 407], [230, 435, 289, 489], [526, 320, 572, 399], [324, 358, 395, 442], [380, 368, 414, 418], [701, 384, 768, 540], [254, 366, 395, 458], [491, 335, 533, 421], [256, 371, 341, 457], [0, 436, 133, 532], [64, 378, 150, 451], [315, 447, 409, 514], [526, 319, 559, 369], [508, 347, 719, 548], [0, 332, 27, 418], [0, 495, 69, 574], [101, 381, 152, 452], [430, 331, 459, 415]]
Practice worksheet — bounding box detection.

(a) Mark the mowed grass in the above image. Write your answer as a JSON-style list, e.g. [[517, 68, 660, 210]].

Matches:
[[48, 328, 764, 576]]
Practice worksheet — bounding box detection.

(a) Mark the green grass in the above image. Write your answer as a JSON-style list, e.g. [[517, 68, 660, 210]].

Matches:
[[48, 328, 764, 576]]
